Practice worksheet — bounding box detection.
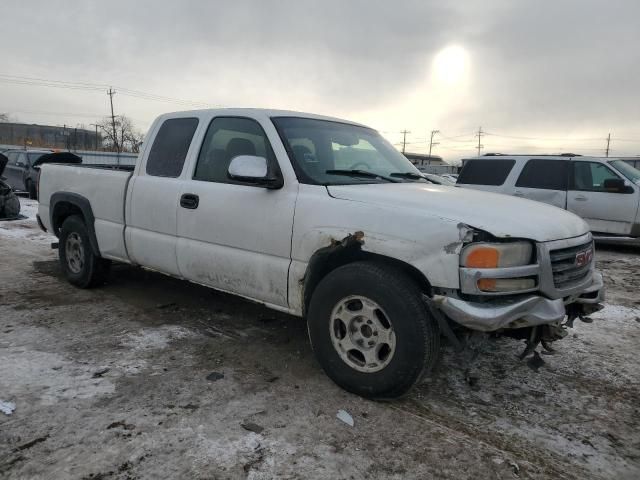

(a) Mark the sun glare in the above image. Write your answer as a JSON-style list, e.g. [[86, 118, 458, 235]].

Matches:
[[432, 46, 469, 86]]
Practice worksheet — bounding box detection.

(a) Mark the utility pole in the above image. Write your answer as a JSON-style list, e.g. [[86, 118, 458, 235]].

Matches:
[[605, 133, 611, 157], [90, 123, 99, 151], [107, 87, 121, 166], [428, 130, 440, 158], [476, 126, 484, 156], [107, 88, 119, 151], [400, 129, 411, 154]]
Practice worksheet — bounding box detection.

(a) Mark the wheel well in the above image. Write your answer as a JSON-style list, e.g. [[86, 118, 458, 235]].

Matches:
[[52, 201, 84, 236], [302, 238, 432, 316]]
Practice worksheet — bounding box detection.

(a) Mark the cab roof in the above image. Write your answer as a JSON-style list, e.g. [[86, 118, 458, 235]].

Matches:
[[156, 108, 371, 129]]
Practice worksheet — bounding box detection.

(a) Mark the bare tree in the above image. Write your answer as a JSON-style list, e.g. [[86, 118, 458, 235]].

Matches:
[[96, 115, 144, 153], [0, 113, 10, 123]]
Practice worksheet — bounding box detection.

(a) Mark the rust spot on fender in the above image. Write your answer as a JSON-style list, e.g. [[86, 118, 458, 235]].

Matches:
[[329, 230, 365, 248]]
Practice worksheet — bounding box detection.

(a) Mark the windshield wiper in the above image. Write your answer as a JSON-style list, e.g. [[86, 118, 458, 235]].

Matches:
[[325, 169, 400, 183], [389, 171, 427, 181]]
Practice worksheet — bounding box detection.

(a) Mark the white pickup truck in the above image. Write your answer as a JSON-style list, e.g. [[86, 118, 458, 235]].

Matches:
[[37, 109, 604, 398]]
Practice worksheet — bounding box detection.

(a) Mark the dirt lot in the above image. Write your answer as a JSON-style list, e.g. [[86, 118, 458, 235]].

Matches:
[[1, 199, 639, 479]]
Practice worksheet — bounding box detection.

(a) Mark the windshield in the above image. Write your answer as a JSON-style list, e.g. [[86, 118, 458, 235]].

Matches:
[[271, 117, 426, 185], [610, 160, 640, 184]]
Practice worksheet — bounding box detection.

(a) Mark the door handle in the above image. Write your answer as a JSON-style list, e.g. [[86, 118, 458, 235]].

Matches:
[[514, 190, 525, 197], [180, 193, 199, 209], [574, 195, 587, 201]]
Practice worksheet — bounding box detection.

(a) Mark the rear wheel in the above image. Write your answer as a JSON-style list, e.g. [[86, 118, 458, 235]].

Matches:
[[59, 215, 110, 288], [27, 180, 37, 200], [307, 261, 440, 399]]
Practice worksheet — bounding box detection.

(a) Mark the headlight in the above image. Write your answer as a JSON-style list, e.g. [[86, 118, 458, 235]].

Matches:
[[460, 241, 535, 293], [460, 241, 533, 268]]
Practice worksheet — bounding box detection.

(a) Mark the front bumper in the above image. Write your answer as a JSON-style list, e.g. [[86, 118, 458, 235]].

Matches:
[[435, 271, 604, 332]]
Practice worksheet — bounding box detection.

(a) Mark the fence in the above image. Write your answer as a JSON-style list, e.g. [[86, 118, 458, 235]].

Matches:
[[0, 144, 138, 166]]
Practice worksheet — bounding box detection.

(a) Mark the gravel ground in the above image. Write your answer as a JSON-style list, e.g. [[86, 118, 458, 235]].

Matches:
[[1, 198, 639, 479]]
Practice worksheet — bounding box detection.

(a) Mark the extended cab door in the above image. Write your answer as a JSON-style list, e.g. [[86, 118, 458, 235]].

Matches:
[[567, 159, 638, 235], [176, 116, 296, 308], [512, 158, 568, 208], [125, 117, 200, 275]]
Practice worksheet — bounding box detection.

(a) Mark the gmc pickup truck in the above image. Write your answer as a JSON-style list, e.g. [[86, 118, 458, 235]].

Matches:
[[37, 109, 604, 398]]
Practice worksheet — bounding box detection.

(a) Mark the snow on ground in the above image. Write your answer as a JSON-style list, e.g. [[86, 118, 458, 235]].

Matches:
[[1, 195, 639, 479], [0, 197, 53, 244]]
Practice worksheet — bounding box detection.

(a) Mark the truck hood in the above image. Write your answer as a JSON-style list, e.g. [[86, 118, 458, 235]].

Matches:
[[327, 183, 589, 242]]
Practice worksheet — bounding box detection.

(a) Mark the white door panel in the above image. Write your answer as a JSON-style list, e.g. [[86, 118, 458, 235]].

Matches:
[[177, 182, 296, 306], [126, 175, 183, 275], [568, 161, 638, 235], [567, 190, 636, 235], [513, 188, 566, 209]]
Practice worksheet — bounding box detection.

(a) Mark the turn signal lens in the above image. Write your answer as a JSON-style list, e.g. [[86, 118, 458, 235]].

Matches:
[[465, 247, 499, 268], [461, 242, 533, 268], [478, 278, 536, 292]]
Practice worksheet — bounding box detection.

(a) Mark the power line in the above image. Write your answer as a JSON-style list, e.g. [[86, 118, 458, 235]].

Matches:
[[484, 131, 604, 142], [0, 73, 220, 108]]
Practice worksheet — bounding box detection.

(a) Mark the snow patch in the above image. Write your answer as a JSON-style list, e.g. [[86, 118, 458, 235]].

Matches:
[[120, 325, 196, 351], [0, 348, 115, 406], [0, 197, 54, 244], [0, 400, 16, 415]]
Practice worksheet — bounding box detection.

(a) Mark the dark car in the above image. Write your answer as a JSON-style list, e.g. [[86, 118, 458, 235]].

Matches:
[[2, 149, 82, 199], [2, 149, 52, 198], [0, 153, 21, 218]]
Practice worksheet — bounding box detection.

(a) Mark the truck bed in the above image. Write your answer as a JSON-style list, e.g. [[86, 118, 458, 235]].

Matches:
[[38, 163, 133, 262]]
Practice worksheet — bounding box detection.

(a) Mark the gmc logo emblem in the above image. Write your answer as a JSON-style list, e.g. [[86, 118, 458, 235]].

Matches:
[[575, 248, 593, 267]]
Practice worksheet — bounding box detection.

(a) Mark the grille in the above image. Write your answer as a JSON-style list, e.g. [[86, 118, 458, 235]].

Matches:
[[549, 241, 593, 289]]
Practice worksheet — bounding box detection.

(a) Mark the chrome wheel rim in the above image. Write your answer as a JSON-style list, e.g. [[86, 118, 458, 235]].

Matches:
[[329, 295, 396, 373], [65, 233, 84, 274]]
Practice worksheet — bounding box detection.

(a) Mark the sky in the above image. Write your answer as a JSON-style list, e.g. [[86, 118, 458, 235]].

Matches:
[[1, 0, 639, 164]]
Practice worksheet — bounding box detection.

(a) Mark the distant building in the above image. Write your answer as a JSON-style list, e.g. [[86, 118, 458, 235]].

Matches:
[[0, 122, 100, 151], [403, 152, 445, 166], [403, 152, 458, 174]]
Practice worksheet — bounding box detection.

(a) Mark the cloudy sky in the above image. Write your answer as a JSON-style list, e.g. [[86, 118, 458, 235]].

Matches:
[[1, 0, 639, 162]]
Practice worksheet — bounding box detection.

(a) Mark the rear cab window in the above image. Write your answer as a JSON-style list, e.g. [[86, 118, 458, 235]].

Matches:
[[146, 118, 199, 177], [515, 159, 568, 190], [457, 159, 516, 186]]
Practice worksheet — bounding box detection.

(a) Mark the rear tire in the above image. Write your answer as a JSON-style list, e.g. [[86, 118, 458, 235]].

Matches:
[[27, 180, 37, 200], [307, 261, 440, 399], [59, 215, 110, 288]]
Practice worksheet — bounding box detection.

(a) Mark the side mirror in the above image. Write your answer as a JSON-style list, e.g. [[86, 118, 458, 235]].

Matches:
[[603, 178, 632, 193], [228, 155, 281, 188]]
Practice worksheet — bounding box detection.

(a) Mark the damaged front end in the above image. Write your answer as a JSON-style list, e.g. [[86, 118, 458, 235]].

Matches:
[[430, 230, 605, 359]]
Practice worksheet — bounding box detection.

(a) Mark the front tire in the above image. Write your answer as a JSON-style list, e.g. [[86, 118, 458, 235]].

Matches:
[[59, 215, 110, 288], [307, 261, 440, 399]]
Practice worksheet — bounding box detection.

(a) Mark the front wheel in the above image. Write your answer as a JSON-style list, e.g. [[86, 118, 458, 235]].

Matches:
[[58, 215, 110, 288], [307, 261, 440, 399]]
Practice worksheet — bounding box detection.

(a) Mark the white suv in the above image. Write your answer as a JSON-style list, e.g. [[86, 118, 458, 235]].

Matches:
[[457, 154, 640, 238]]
